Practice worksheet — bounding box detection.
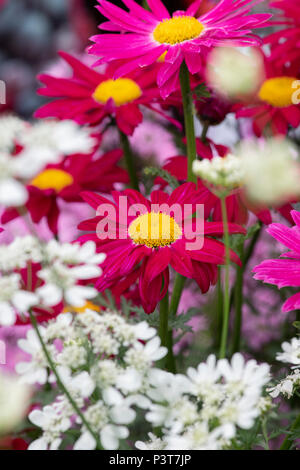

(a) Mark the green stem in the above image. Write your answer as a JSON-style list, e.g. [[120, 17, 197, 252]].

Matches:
[[159, 293, 175, 372], [119, 131, 139, 191], [169, 274, 186, 317], [29, 311, 101, 449], [219, 197, 231, 359], [216, 266, 223, 347], [201, 121, 210, 144], [232, 243, 244, 354], [179, 61, 197, 183], [280, 412, 300, 450]]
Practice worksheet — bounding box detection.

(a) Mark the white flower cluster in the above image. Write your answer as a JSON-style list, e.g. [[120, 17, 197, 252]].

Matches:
[[192, 154, 244, 193], [137, 354, 270, 450], [0, 115, 96, 207], [16, 310, 273, 451], [268, 337, 300, 399], [16, 310, 167, 450], [0, 236, 105, 326]]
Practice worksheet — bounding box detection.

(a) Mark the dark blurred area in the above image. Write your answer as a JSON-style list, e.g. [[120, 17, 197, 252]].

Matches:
[[0, 0, 198, 118]]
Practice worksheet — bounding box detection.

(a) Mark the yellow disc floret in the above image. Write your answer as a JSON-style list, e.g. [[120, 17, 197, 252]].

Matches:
[[153, 16, 204, 45], [93, 78, 142, 106], [31, 169, 74, 193], [258, 77, 297, 108], [128, 212, 182, 248]]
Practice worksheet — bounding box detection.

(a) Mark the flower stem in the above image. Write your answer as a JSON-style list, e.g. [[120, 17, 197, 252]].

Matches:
[[169, 274, 186, 317], [232, 243, 244, 354], [179, 61, 197, 183], [280, 412, 300, 450], [231, 223, 262, 354], [219, 196, 231, 359], [201, 121, 210, 143], [29, 311, 101, 449], [119, 130, 139, 191], [159, 292, 175, 372]]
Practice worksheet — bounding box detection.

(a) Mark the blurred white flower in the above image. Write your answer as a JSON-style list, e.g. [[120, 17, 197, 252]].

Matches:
[[207, 47, 264, 100], [0, 372, 31, 435], [0, 273, 38, 326], [238, 138, 300, 205], [17, 120, 96, 176], [0, 152, 28, 206]]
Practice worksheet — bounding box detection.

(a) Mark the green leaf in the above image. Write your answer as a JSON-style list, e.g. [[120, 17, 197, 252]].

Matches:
[[144, 166, 180, 189], [193, 82, 211, 101]]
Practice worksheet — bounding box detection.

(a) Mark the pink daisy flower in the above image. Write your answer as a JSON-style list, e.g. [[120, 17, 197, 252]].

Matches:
[[235, 52, 300, 136], [77, 183, 246, 314], [89, 0, 271, 98], [35, 52, 173, 135], [253, 210, 300, 313]]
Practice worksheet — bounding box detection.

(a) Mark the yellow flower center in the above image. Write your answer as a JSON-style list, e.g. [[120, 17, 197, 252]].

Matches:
[[63, 301, 101, 314], [31, 169, 74, 193], [153, 16, 204, 45], [128, 212, 182, 248], [93, 78, 142, 106], [258, 77, 298, 108]]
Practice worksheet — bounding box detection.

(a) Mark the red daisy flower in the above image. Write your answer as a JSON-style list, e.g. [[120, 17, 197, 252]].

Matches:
[[266, 0, 300, 68], [77, 183, 246, 314], [235, 53, 300, 136], [35, 52, 174, 136], [1, 149, 128, 234]]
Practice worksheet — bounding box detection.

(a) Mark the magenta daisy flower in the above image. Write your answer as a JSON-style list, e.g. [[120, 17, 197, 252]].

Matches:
[[253, 210, 300, 313], [35, 52, 171, 135], [89, 0, 271, 98], [78, 183, 246, 313]]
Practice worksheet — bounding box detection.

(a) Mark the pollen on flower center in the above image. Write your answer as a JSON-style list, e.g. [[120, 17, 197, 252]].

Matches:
[[153, 16, 205, 45], [30, 169, 74, 192], [258, 77, 297, 108], [92, 78, 142, 106], [128, 212, 182, 248]]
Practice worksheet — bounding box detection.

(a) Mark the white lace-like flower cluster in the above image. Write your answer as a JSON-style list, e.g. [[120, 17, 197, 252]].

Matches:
[[192, 154, 244, 193], [0, 115, 96, 207], [0, 236, 105, 326], [16, 310, 167, 450], [137, 354, 270, 450], [268, 337, 300, 399], [16, 312, 271, 451]]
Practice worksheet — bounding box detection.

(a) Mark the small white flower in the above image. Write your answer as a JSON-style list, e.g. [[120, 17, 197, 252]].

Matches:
[[276, 337, 300, 366], [16, 328, 49, 384], [193, 153, 244, 191]]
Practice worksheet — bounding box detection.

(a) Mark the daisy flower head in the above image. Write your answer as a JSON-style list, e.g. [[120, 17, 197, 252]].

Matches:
[[1, 149, 128, 235], [35, 52, 171, 136], [89, 0, 271, 99], [236, 53, 300, 136], [78, 183, 245, 313]]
